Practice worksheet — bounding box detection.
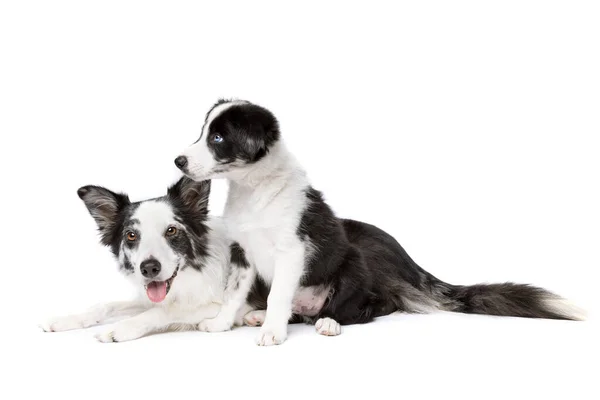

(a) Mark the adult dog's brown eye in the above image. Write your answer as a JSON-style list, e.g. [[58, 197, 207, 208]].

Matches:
[[166, 226, 177, 236], [126, 231, 137, 241]]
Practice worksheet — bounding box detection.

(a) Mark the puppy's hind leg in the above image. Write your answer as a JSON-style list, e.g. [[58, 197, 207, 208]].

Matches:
[[312, 248, 376, 337], [315, 317, 341, 336]]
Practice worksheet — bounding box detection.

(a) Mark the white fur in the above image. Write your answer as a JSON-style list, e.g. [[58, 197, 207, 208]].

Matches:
[[234, 302, 256, 326], [40, 301, 149, 332], [401, 296, 442, 314], [189, 137, 311, 345], [42, 214, 233, 342], [122, 203, 229, 309], [198, 263, 256, 332], [229, 142, 311, 345], [124, 201, 183, 284], [95, 303, 221, 342], [181, 101, 315, 345], [243, 310, 266, 327], [543, 296, 588, 321], [315, 317, 341, 336], [254, 245, 305, 345]]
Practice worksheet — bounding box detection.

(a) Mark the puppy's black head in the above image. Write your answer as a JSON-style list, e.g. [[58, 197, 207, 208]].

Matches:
[[208, 101, 280, 164], [175, 100, 280, 180]]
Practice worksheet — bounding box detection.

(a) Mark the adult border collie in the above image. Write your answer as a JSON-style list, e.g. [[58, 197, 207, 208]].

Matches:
[[176, 99, 585, 346], [41, 177, 255, 342]]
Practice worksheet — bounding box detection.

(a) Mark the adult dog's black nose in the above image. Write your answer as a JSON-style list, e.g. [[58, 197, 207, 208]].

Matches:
[[140, 259, 161, 279], [174, 156, 188, 170]]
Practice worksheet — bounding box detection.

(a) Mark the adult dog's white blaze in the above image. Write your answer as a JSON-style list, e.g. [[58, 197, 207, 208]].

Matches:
[[128, 201, 179, 276], [126, 201, 182, 302]]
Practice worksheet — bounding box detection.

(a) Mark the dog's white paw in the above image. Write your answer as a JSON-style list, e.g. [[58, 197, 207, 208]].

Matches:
[[255, 324, 287, 346], [95, 330, 118, 343], [40, 314, 97, 332], [243, 310, 266, 327], [197, 317, 233, 332], [315, 317, 341, 336], [95, 321, 147, 343]]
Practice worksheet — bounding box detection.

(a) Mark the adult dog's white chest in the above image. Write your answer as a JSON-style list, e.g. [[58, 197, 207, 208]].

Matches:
[[223, 173, 309, 283]]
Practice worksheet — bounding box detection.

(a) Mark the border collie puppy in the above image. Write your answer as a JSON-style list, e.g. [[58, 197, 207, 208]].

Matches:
[[41, 177, 253, 342], [175, 99, 585, 346]]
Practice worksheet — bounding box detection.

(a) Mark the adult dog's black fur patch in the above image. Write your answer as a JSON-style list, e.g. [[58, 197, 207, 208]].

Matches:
[[230, 242, 250, 269]]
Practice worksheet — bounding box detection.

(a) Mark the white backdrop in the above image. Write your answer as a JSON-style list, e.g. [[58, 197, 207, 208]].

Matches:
[[1, 1, 598, 399]]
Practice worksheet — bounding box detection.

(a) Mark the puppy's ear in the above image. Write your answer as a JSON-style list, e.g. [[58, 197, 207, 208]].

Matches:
[[168, 177, 211, 214], [77, 185, 130, 245], [244, 105, 280, 161]]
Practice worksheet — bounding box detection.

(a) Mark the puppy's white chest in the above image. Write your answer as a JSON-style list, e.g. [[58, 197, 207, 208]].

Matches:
[[239, 230, 278, 282], [225, 212, 297, 283], [224, 174, 309, 283]]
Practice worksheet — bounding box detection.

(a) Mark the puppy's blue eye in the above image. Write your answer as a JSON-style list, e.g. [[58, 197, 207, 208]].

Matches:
[[213, 134, 223, 143]]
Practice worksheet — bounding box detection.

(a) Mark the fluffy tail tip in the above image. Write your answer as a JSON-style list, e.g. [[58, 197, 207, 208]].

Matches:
[[543, 296, 588, 321]]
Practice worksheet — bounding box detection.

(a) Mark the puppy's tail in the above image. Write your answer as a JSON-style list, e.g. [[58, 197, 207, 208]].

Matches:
[[424, 281, 587, 321]]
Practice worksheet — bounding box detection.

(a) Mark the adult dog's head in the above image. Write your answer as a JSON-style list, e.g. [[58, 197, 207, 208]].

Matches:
[[77, 177, 211, 303], [174, 99, 280, 181]]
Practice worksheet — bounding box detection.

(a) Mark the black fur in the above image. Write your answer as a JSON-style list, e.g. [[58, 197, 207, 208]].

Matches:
[[209, 101, 582, 325], [166, 178, 212, 269], [205, 101, 280, 165], [444, 283, 569, 319], [230, 242, 250, 268], [122, 257, 134, 273], [77, 185, 133, 250], [198, 98, 231, 143], [306, 192, 582, 323], [294, 187, 582, 324]]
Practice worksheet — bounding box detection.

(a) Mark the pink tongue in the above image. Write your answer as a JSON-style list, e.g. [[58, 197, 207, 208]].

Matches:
[[146, 281, 167, 303]]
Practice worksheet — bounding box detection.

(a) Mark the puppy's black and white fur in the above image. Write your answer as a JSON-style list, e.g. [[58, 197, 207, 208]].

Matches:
[[41, 177, 255, 342], [176, 99, 586, 346]]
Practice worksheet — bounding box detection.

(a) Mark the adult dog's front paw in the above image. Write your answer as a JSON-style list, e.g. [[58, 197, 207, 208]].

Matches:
[[255, 324, 287, 346], [40, 314, 97, 332], [243, 310, 266, 327], [197, 317, 233, 332], [95, 321, 147, 343]]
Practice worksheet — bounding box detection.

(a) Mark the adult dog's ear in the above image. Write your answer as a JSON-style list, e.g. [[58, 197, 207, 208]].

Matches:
[[77, 185, 130, 246], [167, 177, 211, 215]]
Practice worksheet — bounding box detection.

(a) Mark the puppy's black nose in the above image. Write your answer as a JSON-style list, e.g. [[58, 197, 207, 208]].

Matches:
[[174, 156, 188, 170], [140, 259, 161, 279]]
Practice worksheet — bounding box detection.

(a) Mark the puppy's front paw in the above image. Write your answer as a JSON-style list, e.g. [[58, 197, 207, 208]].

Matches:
[[255, 324, 287, 346], [95, 321, 147, 343], [40, 314, 97, 332], [197, 317, 233, 332]]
